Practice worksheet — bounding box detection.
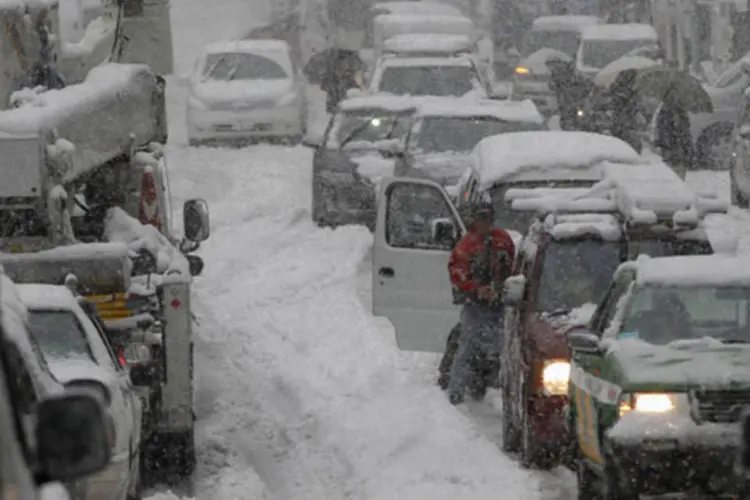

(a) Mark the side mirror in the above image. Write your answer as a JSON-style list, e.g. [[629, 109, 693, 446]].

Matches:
[[431, 218, 457, 247], [36, 393, 111, 483], [567, 330, 602, 355], [502, 275, 526, 306], [183, 198, 210, 242], [187, 254, 204, 276]]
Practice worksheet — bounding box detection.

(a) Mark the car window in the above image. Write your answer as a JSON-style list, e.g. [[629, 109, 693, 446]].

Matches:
[[26, 310, 95, 363], [412, 117, 544, 154], [385, 182, 457, 250], [325, 109, 414, 149], [202, 52, 289, 80], [591, 271, 633, 334], [80, 310, 123, 372], [378, 65, 478, 97]]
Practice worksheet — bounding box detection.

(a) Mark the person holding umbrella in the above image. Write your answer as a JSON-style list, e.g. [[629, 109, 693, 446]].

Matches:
[[308, 30, 367, 114]]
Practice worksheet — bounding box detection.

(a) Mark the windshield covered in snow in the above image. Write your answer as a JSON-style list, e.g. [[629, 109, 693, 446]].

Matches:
[[620, 285, 750, 345], [378, 66, 478, 96], [26, 310, 94, 362], [580, 39, 654, 69], [488, 179, 597, 233], [203, 52, 289, 80], [326, 109, 414, 148], [412, 117, 544, 154], [536, 240, 621, 312], [523, 30, 580, 57]]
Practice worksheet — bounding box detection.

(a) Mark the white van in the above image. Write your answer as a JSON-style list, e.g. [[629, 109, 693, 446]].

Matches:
[[576, 23, 658, 78]]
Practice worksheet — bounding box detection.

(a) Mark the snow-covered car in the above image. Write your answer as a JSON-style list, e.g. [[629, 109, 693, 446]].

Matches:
[[568, 254, 750, 498], [512, 15, 603, 113], [382, 33, 477, 59], [394, 98, 546, 192], [500, 162, 722, 470], [368, 55, 490, 98], [453, 131, 642, 235], [303, 94, 418, 230], [576, 23, 658, 78], [185, 39, 307, 146], [0, 273, 110, 500], [730, 86, 750, 207], [18, 284, 143, 500], [370, 131, 642, 353]]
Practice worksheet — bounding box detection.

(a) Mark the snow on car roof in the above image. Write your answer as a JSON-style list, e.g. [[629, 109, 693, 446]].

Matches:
[[0, 0, 54, 10], [634, 255, 750, 287], [339, 94, 419, 112], [374, 13, 475, 34], [415, 98, 543, 123], [16, 283, 80, 311], [473, 131, 640, 190], [203, 39, 290, 55], [545, 213, 622, 241], [531, 15, 603, 31], [383, 34, 474, 54], [581, 23, 657, 41], [379, 56, 473, 68], [373, 1, 464, 16]]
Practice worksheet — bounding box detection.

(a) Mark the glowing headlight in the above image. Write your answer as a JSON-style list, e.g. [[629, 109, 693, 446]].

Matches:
[[371, 118, 382, 127], [619, 393, 682, 416], [542, 360, 570, 396], [576, 108, 585, 117], [515, 66, 530, 75]]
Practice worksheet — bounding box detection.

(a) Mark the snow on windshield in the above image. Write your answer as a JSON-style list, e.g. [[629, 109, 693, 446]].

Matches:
[[523, 30, 580, 57], [203, 52, 289, 80], [581, 39, 653, 69], [536, 240, 622, 312], [26, 309, 94, 362], [327, 109, 413, 148], [619, 285, 750, 345], [413, 117, 544, 154], [379, 65, 477, 96]]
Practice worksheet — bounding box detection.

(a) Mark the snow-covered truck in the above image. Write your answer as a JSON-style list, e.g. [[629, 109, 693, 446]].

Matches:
[[0, 62, 209, 482]]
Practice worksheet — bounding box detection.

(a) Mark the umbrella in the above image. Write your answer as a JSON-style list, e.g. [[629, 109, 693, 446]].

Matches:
[[635, 67, 713, 113], [594, 56, 659, 88]]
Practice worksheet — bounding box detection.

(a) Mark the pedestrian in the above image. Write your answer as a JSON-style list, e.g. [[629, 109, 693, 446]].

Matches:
[[546, 58, 593, 130], [655, 84, 693, 177], [320, 35, 366, 113], [446, 199, 515, 405], [609, 69, 641, 152]]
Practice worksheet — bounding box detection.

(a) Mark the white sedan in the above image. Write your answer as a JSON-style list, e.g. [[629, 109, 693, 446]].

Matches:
[[18, 284, 143, 500], [186, 39, 308, 146]]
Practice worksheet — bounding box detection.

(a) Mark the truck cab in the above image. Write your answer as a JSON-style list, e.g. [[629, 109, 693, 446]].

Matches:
[[500, 160, 728, 469]]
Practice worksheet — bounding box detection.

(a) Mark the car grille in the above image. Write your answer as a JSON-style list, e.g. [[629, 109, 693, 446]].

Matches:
[[692, 390, 750, 423], [210, 99, 276, 111]]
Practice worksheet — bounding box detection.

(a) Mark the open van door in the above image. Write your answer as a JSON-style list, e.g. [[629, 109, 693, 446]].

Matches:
[[372, 178, 466, 352]]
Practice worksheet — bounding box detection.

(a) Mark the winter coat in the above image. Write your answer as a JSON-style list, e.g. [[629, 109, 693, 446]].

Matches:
[[609, 71, 638, 135], [548, 64, 592, 113], [321, 48, 366, 109], [448, 227, 516, 309], [655, 101, 693, 173]]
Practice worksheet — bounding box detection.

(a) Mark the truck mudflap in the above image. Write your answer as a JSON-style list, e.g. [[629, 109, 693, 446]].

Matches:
[[160, 282, 194, 431]]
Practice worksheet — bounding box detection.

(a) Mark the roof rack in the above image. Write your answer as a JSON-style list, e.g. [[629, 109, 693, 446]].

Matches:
[[506, 161, 728, 228]]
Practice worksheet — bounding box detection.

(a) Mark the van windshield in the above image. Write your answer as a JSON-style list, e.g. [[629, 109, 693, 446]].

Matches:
[[536, 240, 622, 312]]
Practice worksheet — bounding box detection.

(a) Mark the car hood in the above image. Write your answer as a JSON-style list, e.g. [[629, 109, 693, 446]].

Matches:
[[604, 337, 750, 391], [527, 303, 597, 359], [46, 358, 114, 386], [520, 48, 572, 76], [412, 151, 472, 185], [192, 78, 293, 104]]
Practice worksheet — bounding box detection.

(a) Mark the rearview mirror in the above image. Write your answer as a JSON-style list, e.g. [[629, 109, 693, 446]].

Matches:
[[36, 393, 111, 483], [187, 254, 204, 276], [431, 218, 457, 247], [503, 275, 526, 306], [183, 199, 210, 242]]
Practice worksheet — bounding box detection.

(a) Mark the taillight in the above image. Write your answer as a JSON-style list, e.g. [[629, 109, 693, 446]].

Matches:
[[117, 347, 128, 368]]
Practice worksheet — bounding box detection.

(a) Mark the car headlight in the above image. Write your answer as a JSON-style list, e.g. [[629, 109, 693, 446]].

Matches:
[[515, 66, 530, 76], [542, 360, 570, 396], [187, 96, 207, 110], [276, 91, 299, 107], [618, 392, 685, 416]]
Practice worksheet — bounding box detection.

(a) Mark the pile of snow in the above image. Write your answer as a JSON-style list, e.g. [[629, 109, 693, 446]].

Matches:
[[104, 207, 189, 276]]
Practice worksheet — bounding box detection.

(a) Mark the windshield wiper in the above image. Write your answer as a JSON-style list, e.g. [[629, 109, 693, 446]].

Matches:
[[339, 119, 379, 150]]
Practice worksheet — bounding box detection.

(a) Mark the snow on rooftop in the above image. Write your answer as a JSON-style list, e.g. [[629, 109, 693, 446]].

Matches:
[[203, 39, 289, 54], [383, 33, 474, 54], [581, 23, 657, 41], [635, 255, 750, 286], [374, 13, 475, 36], [339, 94, 419, 112], [373, 1, 464, 16], [546, 213, 622, 241], [415, 98, 543, 123], [379, 55, 474, 67], [474, 131, 640, 190], [531, 15, 603, 31]]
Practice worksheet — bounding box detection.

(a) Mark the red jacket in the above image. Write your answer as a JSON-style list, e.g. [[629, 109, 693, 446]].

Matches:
[[448, 228, 516, 301]]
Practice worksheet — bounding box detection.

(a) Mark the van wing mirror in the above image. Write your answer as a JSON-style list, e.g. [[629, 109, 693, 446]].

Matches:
[[183, 198, 210, 242], [431, 218, 457, 247], [502, 275, 526, 306], [36, 393, 111, 482]]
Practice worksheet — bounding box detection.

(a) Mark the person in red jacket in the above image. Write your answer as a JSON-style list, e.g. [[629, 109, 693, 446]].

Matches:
[[446, 200, 515, 405]]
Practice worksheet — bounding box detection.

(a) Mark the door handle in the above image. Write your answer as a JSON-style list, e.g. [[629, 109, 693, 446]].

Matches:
[[379, 267, 395, 278]]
